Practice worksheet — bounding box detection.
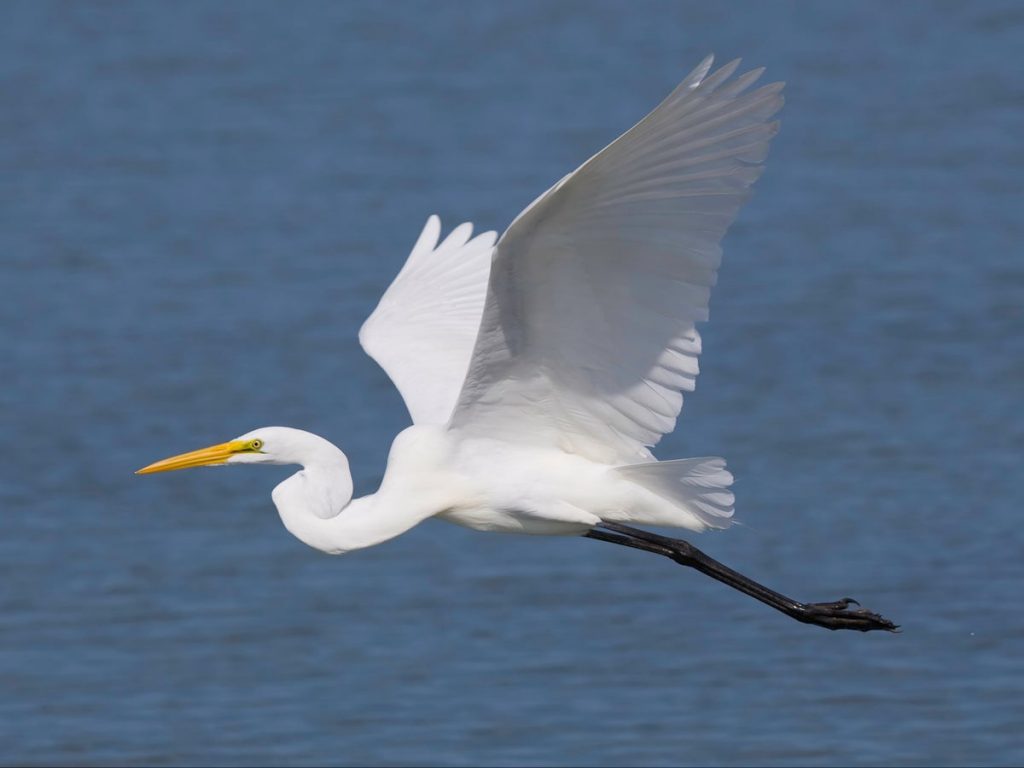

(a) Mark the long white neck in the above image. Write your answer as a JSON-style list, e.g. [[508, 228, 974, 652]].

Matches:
[[263, 427, 446, 555]]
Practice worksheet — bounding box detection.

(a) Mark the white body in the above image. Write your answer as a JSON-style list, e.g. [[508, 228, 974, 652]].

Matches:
[[146, 57, 782, 558], [262, 424, 732, 555]]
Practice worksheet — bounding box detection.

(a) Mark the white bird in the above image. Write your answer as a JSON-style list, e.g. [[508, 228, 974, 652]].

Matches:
[[139, 56, 896, 632]]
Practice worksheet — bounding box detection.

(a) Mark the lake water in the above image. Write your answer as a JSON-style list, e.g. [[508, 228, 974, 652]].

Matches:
[[2, 2, 1023, 765]]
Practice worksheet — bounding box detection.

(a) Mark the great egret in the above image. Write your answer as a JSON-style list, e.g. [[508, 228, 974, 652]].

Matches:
[[139, 56, 896, 632]]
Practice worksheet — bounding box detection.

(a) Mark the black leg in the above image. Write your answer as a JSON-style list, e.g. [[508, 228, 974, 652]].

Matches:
[[585, 522, 898, 633]]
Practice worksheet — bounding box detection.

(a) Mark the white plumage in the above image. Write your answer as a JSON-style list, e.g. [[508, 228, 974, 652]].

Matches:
[[452, 55, 782, 465], [140, 58, 900, 632], [359, 215, 497, 425], [147, 56, 782, 550]]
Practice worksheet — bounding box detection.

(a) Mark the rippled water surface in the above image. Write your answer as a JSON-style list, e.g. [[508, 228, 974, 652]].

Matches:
[[2, 2, 1023, 765]]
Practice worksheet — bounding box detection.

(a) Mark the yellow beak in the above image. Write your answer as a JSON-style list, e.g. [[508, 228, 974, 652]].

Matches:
[[136, 440, 249, 475]]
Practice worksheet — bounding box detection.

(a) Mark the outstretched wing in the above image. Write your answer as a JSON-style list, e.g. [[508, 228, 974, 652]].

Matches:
[[360, 216, 497, 424], [450, 57, 784, 463]]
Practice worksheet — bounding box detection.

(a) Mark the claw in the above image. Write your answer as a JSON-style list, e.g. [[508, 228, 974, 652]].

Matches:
[[807, 597, 859, 611], [798, 598, 899, 632]]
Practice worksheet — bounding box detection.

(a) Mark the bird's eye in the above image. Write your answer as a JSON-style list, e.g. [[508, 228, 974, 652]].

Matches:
[[250, 439, 263, 451]]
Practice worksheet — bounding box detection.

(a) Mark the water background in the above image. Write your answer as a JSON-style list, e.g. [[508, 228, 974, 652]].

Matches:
[[2, 2, 1023, 765]]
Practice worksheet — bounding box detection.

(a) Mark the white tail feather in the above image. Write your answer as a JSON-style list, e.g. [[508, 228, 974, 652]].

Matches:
[[614, 457, 735, 530]]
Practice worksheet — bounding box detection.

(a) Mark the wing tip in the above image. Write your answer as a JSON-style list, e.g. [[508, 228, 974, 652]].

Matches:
[[684, 53, 715, 90], [413, 214, 443, 256], [473, 230, 499, 249], [679, 55, 787, 104], [439, 220, 476, 251], [717, 57, 743, 79]]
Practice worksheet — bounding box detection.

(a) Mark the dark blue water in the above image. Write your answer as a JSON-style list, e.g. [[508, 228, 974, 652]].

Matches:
[[2, 2, 1022, 765]]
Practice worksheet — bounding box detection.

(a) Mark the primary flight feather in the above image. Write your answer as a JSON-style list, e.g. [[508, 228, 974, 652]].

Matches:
[[139, 57, 897, 632]]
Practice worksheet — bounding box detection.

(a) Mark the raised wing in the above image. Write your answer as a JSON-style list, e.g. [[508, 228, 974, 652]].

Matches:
[[360, 216, 496, 424], [450, 57, 784, 463]]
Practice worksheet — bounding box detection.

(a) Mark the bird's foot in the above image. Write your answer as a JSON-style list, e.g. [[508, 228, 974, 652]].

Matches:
[[796, 597, 899, 632]]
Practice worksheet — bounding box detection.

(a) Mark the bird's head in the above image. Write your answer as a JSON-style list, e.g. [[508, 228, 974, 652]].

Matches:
[[135, 427, 333, 474]]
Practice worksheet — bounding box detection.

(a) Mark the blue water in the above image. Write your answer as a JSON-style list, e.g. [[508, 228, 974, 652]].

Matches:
[[2, 2, 1023, 765]]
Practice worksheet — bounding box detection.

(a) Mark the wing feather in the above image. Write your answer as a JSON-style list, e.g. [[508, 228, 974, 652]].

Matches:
[[449, 57, 784, 463], [360, 216, 496, 425]]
